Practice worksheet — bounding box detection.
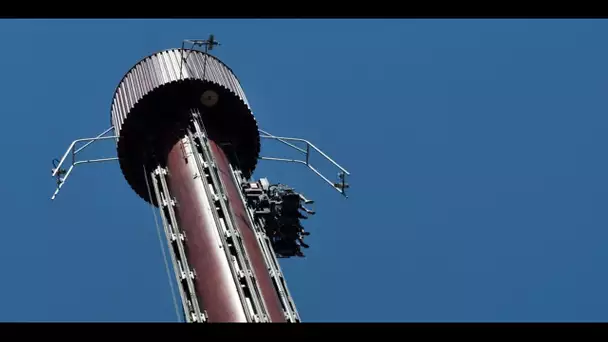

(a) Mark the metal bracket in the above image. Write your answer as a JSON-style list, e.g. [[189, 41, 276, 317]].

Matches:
[[50, 126, 119, 200], [258, 129, 351, 198]]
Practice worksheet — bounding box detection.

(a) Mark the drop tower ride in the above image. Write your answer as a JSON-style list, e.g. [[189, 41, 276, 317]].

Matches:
[[49, 37, 350, 323]]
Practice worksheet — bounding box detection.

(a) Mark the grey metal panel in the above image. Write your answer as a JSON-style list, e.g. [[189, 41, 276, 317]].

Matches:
[[110, 48, 252, 140]]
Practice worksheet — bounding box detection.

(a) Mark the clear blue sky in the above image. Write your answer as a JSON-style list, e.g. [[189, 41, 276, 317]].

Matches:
[[0, 19, 607, 322]]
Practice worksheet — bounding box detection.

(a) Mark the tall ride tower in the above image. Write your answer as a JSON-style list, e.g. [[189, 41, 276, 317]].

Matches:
[[50, 37, 350, 323]]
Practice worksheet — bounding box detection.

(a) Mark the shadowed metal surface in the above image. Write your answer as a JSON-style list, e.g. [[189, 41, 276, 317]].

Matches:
[[110, 49, 260, 205]]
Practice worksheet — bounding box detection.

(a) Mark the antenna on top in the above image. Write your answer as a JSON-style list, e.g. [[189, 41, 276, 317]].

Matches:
[[184, 34, 221, 54]]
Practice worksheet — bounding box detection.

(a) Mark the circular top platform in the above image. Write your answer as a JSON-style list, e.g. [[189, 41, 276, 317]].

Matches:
[[110, 48, 261, 204]]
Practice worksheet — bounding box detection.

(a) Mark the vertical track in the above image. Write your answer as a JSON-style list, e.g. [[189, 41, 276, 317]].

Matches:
[[183, 129, 269, 322], [166, 135, 249, 322], [190, 110, 299, 322], [148, 167, 207, 323], [230, 167, 301, 322]]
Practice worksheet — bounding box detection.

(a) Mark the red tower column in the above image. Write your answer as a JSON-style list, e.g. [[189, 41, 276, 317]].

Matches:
[[166, 138, 248, 322]]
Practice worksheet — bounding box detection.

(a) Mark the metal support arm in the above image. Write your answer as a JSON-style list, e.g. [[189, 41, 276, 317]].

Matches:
[[258, 129, 351, 198], [50, 126, 119, 200]]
